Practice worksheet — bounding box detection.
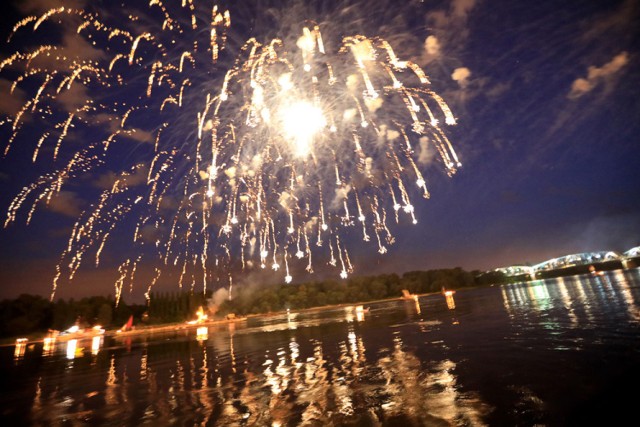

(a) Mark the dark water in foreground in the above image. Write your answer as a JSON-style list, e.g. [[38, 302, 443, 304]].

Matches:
[[2, 269, 640, 426]]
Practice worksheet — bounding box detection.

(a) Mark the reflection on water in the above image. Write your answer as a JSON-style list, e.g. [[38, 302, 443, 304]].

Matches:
[[3, 269, 640, 425], [501, 270, 640, 324], [445, 291, 456, 310], [196, 326, 208, 342]]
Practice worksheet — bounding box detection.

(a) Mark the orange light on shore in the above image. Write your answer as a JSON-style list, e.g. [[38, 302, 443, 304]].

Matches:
[[43, 337, 56, 355], [197, 306, 208, 322], [188, 306, 209, 325], [91, 336, 103, 355], [14, 338, 27, 359], [187, 306, 209, 325], [66, 339, 79, 359]]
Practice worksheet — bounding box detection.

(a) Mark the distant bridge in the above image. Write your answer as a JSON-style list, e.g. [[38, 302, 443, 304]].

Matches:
[[493, 265, 535, 278], [532, 251, 620, 272], [492, 246, 640, 279], [624, 246, 640, 258]]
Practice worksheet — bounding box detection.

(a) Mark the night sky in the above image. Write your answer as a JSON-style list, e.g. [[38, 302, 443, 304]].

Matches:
[[1, 0, 639, 302]]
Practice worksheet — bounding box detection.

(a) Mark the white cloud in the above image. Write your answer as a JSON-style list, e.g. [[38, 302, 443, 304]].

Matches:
[[452, 0, 477, 19], [16, 0, 86, 13], [91, 113, 153, 144], [0, 79, 27, 115], [568, 52, 629, 99], [94, 165, 148, 189], [424, 35, 441, 57], [278, 191, 295, 209], [451, 67, 472, 88], [418, 137, 435, 165], [46, 190, 83, 217], [55, 82, 90, 113], [331, 185, 351, 210]]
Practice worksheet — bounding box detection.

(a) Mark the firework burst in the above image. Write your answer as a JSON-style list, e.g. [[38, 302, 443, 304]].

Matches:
[[1, 1, 460, 302]]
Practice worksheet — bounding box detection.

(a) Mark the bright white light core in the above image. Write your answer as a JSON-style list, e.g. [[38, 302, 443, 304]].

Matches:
[[280, 101, 326, 157]]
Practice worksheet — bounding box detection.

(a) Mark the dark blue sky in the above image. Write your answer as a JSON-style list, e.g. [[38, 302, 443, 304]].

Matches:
[[0, 0, 639, 302]]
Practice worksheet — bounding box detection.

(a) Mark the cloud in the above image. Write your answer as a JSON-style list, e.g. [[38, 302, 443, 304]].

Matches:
[[278, 191, 295, 209], [60, 29, 104, 61], [0, 79, 27, 116], [425, 0, 477, 41], [92, 113, 154, 144], [139, 224, 163, 244], [422, 0, 478, 104], [452, 0, 477, 19], [7, 6, 104, 68], [207, 287, 230, 314], [5, 3, 105, 118], [10, 8, 103, 71], [423, 35, 441, 58], [568, 52, 629, 99], [94, 165, 148, 189], [484, 81, 511, 99], [16, 0, 86, 14], [364, 96, 383, 113], [386, 129, 400, 141], [451, 67, 472, 88], [45, 190, 83, 217], [581, 0, 637, 43], [417, 137, 435, 165], [55, 81, 90, 113], [331, 185, 351, 210]]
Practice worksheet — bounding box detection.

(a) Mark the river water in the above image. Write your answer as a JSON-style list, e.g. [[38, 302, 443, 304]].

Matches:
[[2, 269, 640, 426]]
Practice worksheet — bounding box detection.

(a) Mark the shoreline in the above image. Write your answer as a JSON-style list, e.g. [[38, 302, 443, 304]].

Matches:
[[5, 265, 633, 348], [1, 291, 445, 347]]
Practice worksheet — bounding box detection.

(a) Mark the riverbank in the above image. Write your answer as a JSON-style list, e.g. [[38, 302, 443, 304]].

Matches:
[[0, 290, 443, 347]]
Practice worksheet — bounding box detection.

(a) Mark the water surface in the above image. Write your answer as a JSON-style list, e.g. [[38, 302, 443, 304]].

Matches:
[[3, 269, 640, 426]]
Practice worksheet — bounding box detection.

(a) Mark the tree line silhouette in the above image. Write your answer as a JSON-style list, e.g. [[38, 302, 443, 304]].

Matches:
[[1, 267, 508, 339]]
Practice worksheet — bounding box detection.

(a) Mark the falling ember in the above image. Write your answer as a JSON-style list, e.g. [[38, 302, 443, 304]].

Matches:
[[1, 2, 460, 300]]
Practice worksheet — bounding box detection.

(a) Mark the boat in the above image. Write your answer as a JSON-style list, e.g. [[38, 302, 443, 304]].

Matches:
[[117, 315, 134, 332]]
